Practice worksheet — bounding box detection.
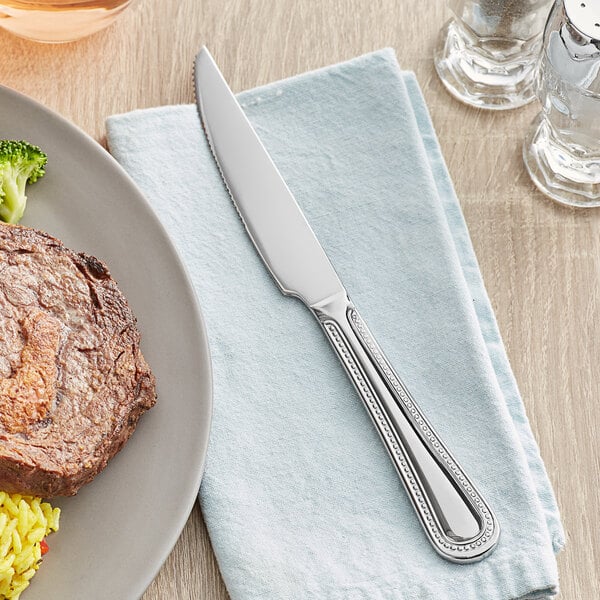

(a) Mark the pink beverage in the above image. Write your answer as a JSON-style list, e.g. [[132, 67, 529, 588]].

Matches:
[[0, 0, 133, 43]]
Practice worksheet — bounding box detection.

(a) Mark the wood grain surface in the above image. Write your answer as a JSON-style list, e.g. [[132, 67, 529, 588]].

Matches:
[[0, 1, 598, 598]]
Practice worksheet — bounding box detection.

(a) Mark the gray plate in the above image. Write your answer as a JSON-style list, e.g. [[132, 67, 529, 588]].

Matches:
[[0, 85, 212, 600]]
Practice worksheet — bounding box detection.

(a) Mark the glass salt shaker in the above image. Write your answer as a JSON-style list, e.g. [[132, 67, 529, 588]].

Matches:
[[434, 0, 554, 109], [523, 0, 600, 207]]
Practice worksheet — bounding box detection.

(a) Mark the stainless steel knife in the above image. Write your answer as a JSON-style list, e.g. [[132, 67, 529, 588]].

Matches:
[[194, 46, 500, 563]]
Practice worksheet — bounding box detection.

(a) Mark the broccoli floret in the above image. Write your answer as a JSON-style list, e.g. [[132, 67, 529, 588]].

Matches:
[[0, 140, 47, 224]]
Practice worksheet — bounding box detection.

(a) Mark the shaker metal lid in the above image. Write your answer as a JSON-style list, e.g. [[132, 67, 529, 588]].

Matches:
[[565, 0, 600, 40]]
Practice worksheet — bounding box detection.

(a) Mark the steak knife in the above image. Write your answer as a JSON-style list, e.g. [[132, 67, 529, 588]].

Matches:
[[194, 47, 500, 563]]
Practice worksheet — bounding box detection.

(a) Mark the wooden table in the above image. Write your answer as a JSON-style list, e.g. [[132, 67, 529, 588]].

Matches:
[[1, 1, 598, 598]]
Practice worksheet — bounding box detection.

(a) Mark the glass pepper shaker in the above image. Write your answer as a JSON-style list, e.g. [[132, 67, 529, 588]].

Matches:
[[434, 0, 554, 109]]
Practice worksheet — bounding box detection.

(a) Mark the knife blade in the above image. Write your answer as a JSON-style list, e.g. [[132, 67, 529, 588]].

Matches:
[[194, 46, 500, 563]]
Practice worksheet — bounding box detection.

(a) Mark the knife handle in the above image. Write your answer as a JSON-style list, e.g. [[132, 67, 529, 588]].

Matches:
[[311, 292, 500, 563]]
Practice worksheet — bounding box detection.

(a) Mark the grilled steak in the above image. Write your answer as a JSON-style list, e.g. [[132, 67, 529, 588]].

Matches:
[[0, 223, 156, 497]]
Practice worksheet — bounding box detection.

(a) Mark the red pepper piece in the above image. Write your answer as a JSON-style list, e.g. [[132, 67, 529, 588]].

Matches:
[[40, 539, 49, 555]]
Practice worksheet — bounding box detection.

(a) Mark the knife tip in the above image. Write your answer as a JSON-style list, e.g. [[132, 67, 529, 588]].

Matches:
[[196, 46, 220, 81], [196, 45, 212, 61]]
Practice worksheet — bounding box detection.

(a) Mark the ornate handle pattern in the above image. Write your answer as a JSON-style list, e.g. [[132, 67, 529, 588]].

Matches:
[[312, 293, 500, 563]]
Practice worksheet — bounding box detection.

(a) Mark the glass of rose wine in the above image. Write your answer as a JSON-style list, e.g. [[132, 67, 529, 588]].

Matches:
[[0, 0, 135, 43]]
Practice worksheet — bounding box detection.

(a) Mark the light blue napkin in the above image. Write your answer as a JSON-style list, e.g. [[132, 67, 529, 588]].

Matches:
[[106, 49, 564, 600]]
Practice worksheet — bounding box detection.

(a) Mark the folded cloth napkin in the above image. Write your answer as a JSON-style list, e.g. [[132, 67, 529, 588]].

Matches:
[[106, 49, 564, 600]]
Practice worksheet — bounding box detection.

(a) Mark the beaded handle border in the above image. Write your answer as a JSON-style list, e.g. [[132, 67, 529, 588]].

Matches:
[[315, 299, 500, 563]]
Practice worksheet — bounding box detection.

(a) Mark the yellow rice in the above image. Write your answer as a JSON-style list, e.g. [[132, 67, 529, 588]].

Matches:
[[0, 492, 59, 600]]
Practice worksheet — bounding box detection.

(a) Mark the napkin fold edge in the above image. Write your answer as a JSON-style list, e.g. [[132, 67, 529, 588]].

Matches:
[[400, 70, 565, 554]]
